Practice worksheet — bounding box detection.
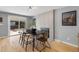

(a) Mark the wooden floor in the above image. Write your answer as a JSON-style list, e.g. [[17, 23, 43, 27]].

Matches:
[[52, 40, 79, 52], [0, 35, 78, 52]]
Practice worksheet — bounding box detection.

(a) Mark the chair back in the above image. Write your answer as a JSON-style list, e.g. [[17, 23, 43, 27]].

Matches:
[[31, 28, 37, 35]]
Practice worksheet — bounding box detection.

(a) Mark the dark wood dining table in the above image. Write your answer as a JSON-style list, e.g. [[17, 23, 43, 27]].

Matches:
[[21, 30, 48, 52]]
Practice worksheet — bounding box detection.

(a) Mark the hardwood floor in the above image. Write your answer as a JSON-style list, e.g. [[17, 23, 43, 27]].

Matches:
[[0, 36, 25, 52], [52, 40, 79, 52], [0, 35, 78, 52]]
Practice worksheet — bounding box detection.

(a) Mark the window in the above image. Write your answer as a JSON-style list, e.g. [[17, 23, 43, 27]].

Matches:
[[10, 21, 19, 29], [20, 21, 25, 28]]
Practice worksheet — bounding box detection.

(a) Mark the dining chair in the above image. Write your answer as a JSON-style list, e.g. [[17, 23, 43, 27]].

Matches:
[[36, 32, 51, 52]]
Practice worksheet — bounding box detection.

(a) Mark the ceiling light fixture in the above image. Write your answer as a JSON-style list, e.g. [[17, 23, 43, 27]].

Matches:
[[29, 6, 32, 9], [28, 6, 37, 10]]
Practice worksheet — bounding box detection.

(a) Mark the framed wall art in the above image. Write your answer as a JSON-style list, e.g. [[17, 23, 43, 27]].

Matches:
[[0, 17, 3, 23], [62, 11, 76, 26]]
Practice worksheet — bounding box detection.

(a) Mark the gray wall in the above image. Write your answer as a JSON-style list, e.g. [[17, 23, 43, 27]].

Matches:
[[36, 10, 53, 39], [0, 12, 8, 37], [55, 6, 79, 46]]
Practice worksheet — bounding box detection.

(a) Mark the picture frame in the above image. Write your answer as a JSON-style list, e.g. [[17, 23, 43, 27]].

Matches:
[[0, 17, 3, 23], [62, 11, 76, 26]]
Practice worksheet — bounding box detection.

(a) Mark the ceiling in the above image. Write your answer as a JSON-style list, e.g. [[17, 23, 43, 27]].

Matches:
[[0, 6, 65, 16]]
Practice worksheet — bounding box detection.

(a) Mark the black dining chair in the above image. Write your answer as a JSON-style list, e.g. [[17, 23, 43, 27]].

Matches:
[[36, 32, 51, 52]]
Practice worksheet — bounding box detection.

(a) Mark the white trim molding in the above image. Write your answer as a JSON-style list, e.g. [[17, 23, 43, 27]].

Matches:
[[55, 39, 78, 48]]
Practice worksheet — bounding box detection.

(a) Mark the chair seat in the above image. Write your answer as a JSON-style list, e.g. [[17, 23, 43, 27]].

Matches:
[[37, 37, 47, 42]]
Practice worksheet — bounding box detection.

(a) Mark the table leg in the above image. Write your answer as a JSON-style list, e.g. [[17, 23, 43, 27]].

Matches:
[[33, 37, 35, 51]]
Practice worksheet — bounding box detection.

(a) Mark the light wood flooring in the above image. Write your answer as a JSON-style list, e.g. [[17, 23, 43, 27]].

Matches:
[[0, 35, 78, 52]]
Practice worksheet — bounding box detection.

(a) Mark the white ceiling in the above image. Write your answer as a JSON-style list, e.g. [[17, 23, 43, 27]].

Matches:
[[0, 6, 65, 16]]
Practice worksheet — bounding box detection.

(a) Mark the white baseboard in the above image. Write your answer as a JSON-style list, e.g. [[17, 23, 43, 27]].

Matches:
[[55, 39, 78, 48]]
